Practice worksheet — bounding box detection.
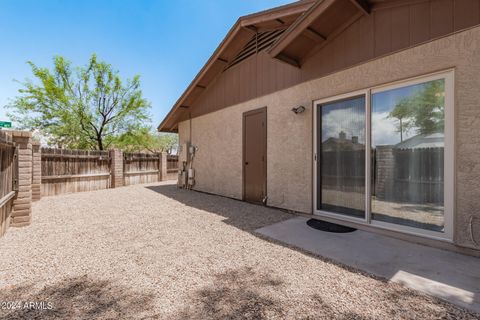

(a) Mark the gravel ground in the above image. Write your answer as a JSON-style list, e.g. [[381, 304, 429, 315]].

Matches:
[[0, 181, 478, 319]]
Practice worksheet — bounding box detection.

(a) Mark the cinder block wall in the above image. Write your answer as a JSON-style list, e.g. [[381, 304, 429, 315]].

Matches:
[[375, 146, 395, 201], [110, 149, 124, 188], [10, 131, 33, 227], [31, 141, 41, 202]]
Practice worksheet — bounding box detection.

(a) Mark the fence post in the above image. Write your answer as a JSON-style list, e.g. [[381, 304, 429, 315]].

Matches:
[[31, 141, 41, 201], [110, 149, 124, 188], [159, 152, 167, 181], [10, 131, 32, 227]]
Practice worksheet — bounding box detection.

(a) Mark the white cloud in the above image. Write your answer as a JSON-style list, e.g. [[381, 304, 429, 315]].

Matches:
[[320, 109, 417, 147], [321, 108, 365, 143], [371, 111, 417, 147]]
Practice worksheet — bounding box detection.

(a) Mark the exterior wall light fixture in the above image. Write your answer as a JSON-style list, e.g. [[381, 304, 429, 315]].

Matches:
[[291, 106, 306, 114]]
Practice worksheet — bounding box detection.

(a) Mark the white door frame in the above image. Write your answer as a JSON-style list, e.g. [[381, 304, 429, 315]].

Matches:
[[313, 89, 369, 224]]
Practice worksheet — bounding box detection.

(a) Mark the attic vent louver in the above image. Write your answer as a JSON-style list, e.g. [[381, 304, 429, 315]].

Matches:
[[225, 29, 286, 70]]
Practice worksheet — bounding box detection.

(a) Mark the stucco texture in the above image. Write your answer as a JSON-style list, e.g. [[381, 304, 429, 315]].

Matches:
[[178, 26, 480, 250]]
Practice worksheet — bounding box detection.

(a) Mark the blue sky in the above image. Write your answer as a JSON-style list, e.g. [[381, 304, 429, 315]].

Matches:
[[0, 0, 291, 128]]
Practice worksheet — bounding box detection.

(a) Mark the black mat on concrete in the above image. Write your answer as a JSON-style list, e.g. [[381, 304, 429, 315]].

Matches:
[[306, 219, 357, 233]]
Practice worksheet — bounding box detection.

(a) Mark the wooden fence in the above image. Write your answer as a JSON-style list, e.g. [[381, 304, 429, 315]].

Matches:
[[41, 148, 111, 196], [123, 152, 161, 186], [167, 154, 178, 175], [321, 147, 444, 204], [41, 148, 178, 196], [321, 149, 365, 192], [392, 147, 444, 203], [0, 132, 17, 237]]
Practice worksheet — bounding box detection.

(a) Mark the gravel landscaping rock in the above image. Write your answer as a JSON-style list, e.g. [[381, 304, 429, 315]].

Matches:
[[0, 181, 478, 319]]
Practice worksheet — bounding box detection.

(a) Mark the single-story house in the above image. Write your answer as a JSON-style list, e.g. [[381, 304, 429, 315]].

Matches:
[[158, 0, 480, 256]]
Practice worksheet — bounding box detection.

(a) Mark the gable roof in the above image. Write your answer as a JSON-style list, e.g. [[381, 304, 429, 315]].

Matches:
[[157, 0, 377, 132], [157, 0, 315, 132]]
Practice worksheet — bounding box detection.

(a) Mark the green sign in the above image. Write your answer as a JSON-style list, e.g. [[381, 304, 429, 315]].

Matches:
[[0, 121, 12, 128]]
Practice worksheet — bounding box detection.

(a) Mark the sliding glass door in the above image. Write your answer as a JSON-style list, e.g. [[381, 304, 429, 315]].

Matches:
[[371, 79, 446, 232], [314, 71, 453, 239], [316, 95, 366, 220]]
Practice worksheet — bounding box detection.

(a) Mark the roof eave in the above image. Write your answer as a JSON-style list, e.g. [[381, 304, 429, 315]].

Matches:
[[157, 0, 316, 132], [267, 0, 335, 60], [267, 0, 371, 66], [157, 18, 243, 132]]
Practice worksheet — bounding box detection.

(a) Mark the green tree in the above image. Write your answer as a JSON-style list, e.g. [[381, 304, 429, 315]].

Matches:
[[157, 133, 179, 154], [7, 54, 150, 150], [388, 80, 445, 140], [114, 129, 178, 154], [408, 80, 445, 134], [388, 99, 411, 142]]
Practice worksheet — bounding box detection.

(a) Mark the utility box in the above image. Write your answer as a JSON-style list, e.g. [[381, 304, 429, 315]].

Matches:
[[187, 168, 195, 187], [178, 170, 187, 188]]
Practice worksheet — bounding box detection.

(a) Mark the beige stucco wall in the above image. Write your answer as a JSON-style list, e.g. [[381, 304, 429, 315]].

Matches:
[[178, 26, 480, 251]]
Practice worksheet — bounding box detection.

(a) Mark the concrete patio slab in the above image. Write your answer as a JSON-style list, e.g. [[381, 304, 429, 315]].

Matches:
[[256, 217, 480, 313]]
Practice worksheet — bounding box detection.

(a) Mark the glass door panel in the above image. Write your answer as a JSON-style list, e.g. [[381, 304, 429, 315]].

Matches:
[[317, 95, 366, 219], [371, 79, 445, 232]]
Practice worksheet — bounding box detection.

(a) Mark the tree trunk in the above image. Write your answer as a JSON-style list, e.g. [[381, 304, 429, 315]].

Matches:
[[97, 136, 104, 150], [400, 118, 403, 142]]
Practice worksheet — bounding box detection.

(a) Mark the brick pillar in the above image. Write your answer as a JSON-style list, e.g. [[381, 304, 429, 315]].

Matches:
[[31, 141, 41, 201], [110, 149, 124, 188], [10, 131, 32, 227], [375, 146, 395, 201], [159, 152, 167, 181]]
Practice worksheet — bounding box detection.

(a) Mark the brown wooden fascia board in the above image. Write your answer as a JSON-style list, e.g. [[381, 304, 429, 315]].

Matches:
[[250, 24, 288, 34], [239, 0, 315, 27], [157, 0, 316, 132], [267, 0, 338, 59]]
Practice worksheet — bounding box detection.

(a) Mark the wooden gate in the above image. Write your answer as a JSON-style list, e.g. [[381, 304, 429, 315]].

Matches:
[[123, 152, 161, 186]]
